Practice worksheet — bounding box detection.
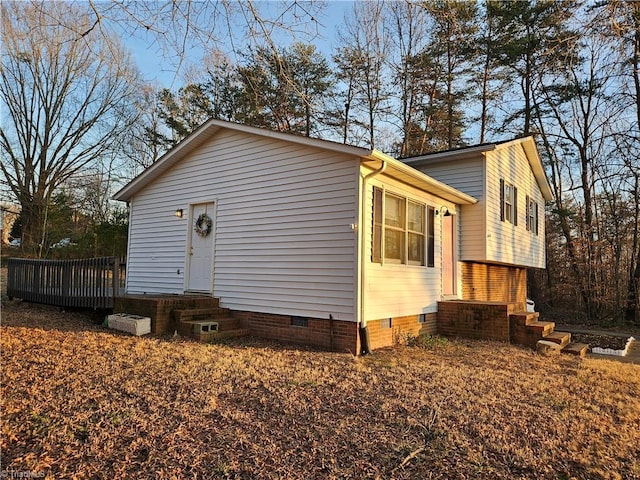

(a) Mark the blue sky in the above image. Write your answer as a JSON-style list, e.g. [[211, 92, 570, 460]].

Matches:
[[128, 1, 354, 88]]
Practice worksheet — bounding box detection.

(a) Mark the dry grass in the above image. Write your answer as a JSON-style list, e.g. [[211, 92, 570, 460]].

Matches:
[[1, 300, 639, 480]]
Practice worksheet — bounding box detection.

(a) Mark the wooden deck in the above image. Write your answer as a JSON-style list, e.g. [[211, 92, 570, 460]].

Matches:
[[6, 257, 125, 309]]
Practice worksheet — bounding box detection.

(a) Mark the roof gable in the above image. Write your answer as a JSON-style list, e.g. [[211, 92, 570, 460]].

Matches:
[[113, 119, 476, 205], [402, 136, 554, 201]]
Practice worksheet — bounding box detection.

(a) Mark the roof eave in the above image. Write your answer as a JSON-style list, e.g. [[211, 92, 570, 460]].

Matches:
[[363, 150, 478, 205], [520, 139, 554, 202], [402, 144, 496, 167]]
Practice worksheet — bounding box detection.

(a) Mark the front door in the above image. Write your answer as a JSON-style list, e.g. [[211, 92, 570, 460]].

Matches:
[[442, 214, 456, 296], [187, 202, 215, 292]]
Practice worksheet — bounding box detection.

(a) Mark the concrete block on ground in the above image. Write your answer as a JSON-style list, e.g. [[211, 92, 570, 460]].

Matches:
[[107, 313, 151, 336], [537, 340, 561, 356]]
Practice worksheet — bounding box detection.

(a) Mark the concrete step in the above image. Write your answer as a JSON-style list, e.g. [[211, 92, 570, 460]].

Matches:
[[177, 319, 218, 337], [509, 312, 540, 326], [563, 342, 589, 357], [544, 331, 572, 349], [173, 307, 230, 323], [178, 316, 241, 333]]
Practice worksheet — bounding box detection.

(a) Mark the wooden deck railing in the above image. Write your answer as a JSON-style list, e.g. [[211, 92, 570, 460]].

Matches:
[[6, 257, 125, 309]]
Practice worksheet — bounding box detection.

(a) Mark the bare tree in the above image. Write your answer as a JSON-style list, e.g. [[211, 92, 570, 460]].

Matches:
[[336, 1, 390, 149], [386, 0, 430, 156], [603, 0, 640, 323], [122, 85, 168, 175], [28, 0, 323, 86], [0, 1, 140, 255]]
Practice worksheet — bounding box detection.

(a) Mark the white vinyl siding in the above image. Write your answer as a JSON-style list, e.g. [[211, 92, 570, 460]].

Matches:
[[412, 145, 546, 269], [126, 129, 358, 321], [486, 144, 546, 268], [126, 195, 190, 294], [412, 158, 486, 262], [363, 172, 457, 320]]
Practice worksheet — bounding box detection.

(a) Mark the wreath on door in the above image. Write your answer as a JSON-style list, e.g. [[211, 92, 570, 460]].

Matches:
[[194, 213, 212, 237]]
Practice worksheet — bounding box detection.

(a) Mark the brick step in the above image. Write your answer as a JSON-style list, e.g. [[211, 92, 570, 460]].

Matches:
[[527, 321, 555, 336], [544, 331, 572, 349], [173, 307, 230, 323], [562, 342, 589, 358], [509, 312, 540, 326], [206, 316, 241, 330], [191, 328, 250, 343]]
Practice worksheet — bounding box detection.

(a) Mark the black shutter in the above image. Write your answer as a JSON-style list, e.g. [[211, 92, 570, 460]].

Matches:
[[525, 195, 530, 231], [513, 186, 518, 226], [500, 178, 505, 222], [372, 187, 383, 263], [535, 202, 539, 235], [427, 206, 435, 267]]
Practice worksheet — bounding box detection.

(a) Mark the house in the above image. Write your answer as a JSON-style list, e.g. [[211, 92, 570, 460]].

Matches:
[[402, 137, 554, 304], [114, 120, 562, 355]]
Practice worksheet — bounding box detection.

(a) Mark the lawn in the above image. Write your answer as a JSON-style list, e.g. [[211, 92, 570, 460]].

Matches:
[[1, 300, 639, 480]]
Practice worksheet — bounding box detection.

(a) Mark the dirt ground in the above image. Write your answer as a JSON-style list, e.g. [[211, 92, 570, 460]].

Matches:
[[2, 298, 639, 480]]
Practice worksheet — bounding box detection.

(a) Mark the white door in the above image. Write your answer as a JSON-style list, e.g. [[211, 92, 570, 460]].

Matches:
[[442, 214, 456, 296], [187, 203, 215, 292]]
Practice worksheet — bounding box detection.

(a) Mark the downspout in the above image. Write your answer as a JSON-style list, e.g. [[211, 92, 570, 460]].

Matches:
[[359, 155, 387, 354]]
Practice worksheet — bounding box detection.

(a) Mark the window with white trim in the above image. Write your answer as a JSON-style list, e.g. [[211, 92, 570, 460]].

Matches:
[[372, 187, 431, 266], [526, 195, 539, 235], [500, 179, 517, 225]]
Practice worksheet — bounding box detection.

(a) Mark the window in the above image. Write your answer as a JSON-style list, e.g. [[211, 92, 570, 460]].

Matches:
[[381, 318, 392, 329], [385, 194, 406, 263], [408, 201, 425, 265], [372, 187, 432, 266], [526, 195, 539, 235], [500, 179, 518, 225]]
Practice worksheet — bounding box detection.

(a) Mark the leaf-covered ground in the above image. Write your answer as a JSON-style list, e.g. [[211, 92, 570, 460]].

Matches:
[[1, 300, 639, 480]]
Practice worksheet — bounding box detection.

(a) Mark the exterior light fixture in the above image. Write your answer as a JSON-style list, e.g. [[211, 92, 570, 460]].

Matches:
[[174, 209, 183, 218], [435, 206, 452, 216]]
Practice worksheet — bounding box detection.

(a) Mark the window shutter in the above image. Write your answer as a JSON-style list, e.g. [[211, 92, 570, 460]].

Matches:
[[535, 202, 539, 235], [372, 187, 382, 263], [525, 195, 530, 231], [500, 178, 505, 222], [513, 186, 518, 226], [427, 206, 435, 267]]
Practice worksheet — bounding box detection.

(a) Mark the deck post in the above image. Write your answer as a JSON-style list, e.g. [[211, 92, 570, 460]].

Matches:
[[112, 257, 119, 301]]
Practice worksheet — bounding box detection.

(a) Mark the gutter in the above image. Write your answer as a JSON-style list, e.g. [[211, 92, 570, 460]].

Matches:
[[358, 154, 387, 354]]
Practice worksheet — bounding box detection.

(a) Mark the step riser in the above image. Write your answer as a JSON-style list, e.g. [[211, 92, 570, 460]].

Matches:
[[173, 307, 231, 323], [509, 312, 540, 326], [179, 317, 240, 330], [544, 332, 572, 349], [172, 304, 244, 341], [192, 329, 250, 343], [510, 320, 556, 347], [562, 342, 589, 357], [530, 324, 554, 336]]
